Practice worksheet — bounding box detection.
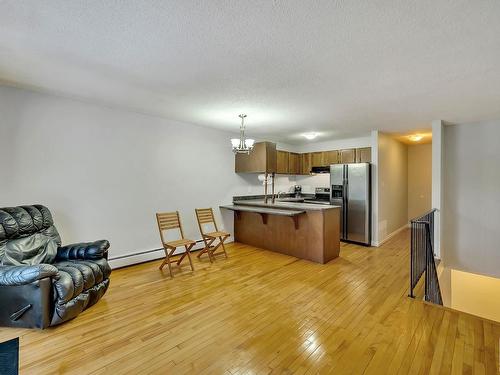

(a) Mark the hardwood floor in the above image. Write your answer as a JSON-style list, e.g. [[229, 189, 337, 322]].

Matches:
[[1, 230, 499, 374]]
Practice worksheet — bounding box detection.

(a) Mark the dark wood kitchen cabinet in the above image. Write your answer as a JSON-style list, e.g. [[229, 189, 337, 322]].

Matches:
[[288, 152, 301, 174], [301, 153, 312, 174], [311, 152, 325, 167], [356, 147, 371, 163], [323, 150, 339, 165], [276, 150, 289, 174], [236, 143, 370, 175], [339, 149, 356, 164], [235, 141, 277, 173]]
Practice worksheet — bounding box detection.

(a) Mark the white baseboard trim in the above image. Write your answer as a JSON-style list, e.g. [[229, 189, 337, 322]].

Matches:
[[374, 223, 409, 247], [109, 239, 235, 269]]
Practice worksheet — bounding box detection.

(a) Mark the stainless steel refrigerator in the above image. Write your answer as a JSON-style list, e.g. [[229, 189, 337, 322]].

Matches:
[[330, 163, 371, 245]]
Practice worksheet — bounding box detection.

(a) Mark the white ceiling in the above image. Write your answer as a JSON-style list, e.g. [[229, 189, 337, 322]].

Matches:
[[1, 1, 500, 144]]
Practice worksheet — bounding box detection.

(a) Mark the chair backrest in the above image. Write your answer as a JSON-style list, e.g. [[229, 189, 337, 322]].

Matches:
[[195, 208, 218, 235], [156, 211, 185, 244]]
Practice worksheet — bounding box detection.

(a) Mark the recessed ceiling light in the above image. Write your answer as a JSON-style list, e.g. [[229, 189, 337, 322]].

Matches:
[[302, 132, 319, 140], [408, 134, 424, 142]]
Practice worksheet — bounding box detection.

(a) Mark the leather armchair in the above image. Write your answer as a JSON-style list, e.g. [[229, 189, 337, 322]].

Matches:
[[0, 264, 59, 286], [57, 240, 110, 260], [0, 205, 111, 329]]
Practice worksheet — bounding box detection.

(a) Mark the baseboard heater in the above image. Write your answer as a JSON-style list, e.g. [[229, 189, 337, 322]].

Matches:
[[108, 239, 209, 269], [109, 239, 207, 261]]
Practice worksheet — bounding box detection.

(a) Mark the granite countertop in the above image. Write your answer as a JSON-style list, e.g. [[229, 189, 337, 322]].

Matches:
[[220, 204, 305, 216], [232, 199, 340, 211]]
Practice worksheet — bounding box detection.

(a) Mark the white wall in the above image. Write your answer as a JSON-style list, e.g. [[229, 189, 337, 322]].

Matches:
[[371, 130, 379, 246], [432, 120, 443, 257], [293, 136, 372, 153], [377, 132, 408, 244], [0, 85, 377, 268], [0, 85, 288, 267], [407, 143, 432, 220], [442, 120, 500, 278]]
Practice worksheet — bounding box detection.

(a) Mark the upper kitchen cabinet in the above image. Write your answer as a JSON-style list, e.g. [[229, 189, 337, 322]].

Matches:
[[356, 147, 372, 163], [235, 143, 370, 174], [324, 150, 339, 165], [311, 151, 325, 167], [339, 149, 356, 164], [301, 153, 312, 174], [288, 152, 301, 175], [276, 150, 290, 174], [235, 141, 277, 173]]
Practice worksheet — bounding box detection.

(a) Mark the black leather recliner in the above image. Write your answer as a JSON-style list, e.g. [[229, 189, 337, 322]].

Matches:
[[0, 205, 111, 329]]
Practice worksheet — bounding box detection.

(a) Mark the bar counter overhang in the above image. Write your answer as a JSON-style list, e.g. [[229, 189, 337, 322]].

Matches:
[[221, 200, 341, 264]]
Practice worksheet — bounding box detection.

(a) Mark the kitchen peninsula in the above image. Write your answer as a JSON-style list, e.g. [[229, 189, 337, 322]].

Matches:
[[221, 199, 340, 264]]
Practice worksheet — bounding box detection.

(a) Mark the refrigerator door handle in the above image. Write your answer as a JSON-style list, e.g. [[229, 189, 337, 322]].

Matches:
[[343, 164, 348, 239]]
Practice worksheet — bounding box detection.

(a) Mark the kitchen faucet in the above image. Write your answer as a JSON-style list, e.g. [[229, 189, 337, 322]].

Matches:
[[263, 172, 276, 204]]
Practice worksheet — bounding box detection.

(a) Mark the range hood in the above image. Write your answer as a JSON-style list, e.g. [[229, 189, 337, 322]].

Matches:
[[310, 166, 330, 174]]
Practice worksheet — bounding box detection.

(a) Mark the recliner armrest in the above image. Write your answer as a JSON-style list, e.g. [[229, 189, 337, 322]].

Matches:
[[56, 240, 110, 261], [0, 264, 59, 286]]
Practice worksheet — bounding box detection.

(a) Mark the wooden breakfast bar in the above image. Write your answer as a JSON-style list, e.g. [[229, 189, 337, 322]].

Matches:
[[221, 200, 341, 264]]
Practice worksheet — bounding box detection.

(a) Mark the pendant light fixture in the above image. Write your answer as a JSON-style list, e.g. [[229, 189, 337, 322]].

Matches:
[[231, 114, 255, 154]]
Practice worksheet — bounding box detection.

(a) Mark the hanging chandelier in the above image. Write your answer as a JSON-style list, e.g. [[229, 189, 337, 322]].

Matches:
[[231, 114, 255, 154]]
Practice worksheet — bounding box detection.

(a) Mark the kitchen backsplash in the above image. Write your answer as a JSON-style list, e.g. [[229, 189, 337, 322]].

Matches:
[[296, 173, 329, 193], [234, 173, 329, 196]]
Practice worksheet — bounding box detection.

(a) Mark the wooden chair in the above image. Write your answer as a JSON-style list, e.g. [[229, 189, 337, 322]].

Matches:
[[195, 208, 230, 262], [155, 211, 195, 277]]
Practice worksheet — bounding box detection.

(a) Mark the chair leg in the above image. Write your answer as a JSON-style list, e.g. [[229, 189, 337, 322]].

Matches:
[[160, 247, 175, 278], [208, 235, 229, 259], [177, 252, 187, 265], [209, 240, 222, 259], [197, 238, 208, 258], [159, 257, 169, 270], [185, 243, 195, 271], [199, 237, 216, 263], [159, 247, 170, 271], [166, 258, 173, 278], [220, 236, 229, 258], [207, 238, 218, 262]]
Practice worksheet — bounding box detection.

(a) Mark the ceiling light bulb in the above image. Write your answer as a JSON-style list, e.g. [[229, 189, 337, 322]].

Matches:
[[245, 139, 255, 148], [408, 134, 424, 142], [302, 132, 319, 140]]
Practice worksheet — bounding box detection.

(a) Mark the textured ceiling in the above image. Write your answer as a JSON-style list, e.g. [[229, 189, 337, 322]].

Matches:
[[1, 1, 500, 144]]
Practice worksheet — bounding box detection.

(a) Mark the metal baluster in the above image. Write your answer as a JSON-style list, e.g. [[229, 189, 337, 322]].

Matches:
[[408, 209, 441, 305]]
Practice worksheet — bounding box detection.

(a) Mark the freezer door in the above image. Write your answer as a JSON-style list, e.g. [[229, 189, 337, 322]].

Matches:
[[330, 164, 344, 186], [346, 163, 370, 244], [330, 164, 346, 239]]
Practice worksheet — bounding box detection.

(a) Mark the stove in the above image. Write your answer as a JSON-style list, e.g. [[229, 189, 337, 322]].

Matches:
[[303, 187, 331, 205]]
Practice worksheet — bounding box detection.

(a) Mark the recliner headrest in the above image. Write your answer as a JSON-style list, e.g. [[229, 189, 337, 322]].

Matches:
[[0, 205, 54, 241]]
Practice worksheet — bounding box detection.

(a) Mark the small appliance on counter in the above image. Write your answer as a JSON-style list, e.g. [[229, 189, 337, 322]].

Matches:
[[293, 185, 302, 197], [303, 187, 331, 205]]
